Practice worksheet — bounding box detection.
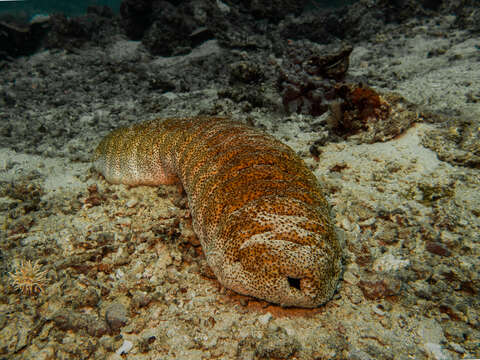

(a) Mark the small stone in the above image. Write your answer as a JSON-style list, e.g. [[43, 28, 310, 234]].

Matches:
[[258, 312, 272, 325], [116, 217, 132, 226], [116, 339, 133, 355], [372, 304, 386, 316], [426, 242, 451, 257], [358, 278, 401, 300], [348, 348, 371, 360], [345, 284, 363, 304], [125, 199, 138, 208], [343, 270, 359, 285], [373, 254, 409, 272], [424, 343, 451, 360], [418, 319, 446, 344], [449, 342, 465, 354], [106, 354, 123, 360], [105, 302, 129, 331], [35, 346, 56, 360], [256, 327, 301, 359], [131, 291, 152, 309]]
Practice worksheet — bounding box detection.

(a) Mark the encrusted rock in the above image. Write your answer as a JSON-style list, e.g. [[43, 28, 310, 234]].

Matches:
[[358, 277, 402, 300], [51, 309, 108, 337], [105, 302, 129, 331], [328, 84, 419, 143], [277, 40, 353, 116]]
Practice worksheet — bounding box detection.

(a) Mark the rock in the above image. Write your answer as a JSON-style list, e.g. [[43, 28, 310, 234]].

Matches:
[[116, 339, 134, 355], [358, 277, 402, 300], [256, 326, 301, 359], [417, 319, 446, 344], [131, 291, 152, 309], [125, 199, 138, 208], [0, 313, 33, 355], [51, 309, 108, 337], [87, 5, 115, 18], [141, 1, 198, 56], [448, 342, 466, 354], [426, 241, 452, 257], [65, 285, 100, 308], [44, 9, 119, 50], [348, 348, 372, 360], [421, 117, 480, 168], [424, 343, 452, 360], [277, 40, 353, 116], [0, 18, 50, 59], [329, 85, 419, 143], [229, 61, 264, 85], [235, 0, 309, 21], [120, 0, 154, 40], [237, 326, 301, 359], [105, 302, 129, 331], [257, 313, 272, 326], [454, 2, 480, 33]]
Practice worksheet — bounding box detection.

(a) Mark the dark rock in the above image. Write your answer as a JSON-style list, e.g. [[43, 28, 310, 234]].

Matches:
[[65, 286, 101, 308], [256, 326, 301, 359], [105, 302, 129, 331], [421, 117, 480, 168], [131, 291, 152, 309], [280, 10, 346, 44], [279, 0, 459, 46], [328, 84, 419, 143], [0, 89, 16, 106], [52, 309, 108, 337], [229, 61, 264, 84], [230, 0, 309, 21], [87, 5, 115, 18], [218, 85, 271, 109], [189, 26, 215, 48], [141, 1, 198, 56], [44, 13, 92, 49], [277, 40, 352, 116], [0, 17, 50, 59], [44, 9, 119, 50], [426, 241, 452, 257], [453, 2, 480, 33], [120, 0, 154, 40], [358, 278, 402, 300], [238, 326, 301, 359], [148, 74, 176, 92]]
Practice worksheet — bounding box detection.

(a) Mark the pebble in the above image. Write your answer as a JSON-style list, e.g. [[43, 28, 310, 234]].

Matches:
[[115, 217, 132, 226], [448, 342, 465, 354], [105, 302, 129, 331], [424, 343, 451, 360], [417, 319, 446, 344], [125, 199, 138, 208], [258, 312, 272, 325], [116, 339, 133, 355]]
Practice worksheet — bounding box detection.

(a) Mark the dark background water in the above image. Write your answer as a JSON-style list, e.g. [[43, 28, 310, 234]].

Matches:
[[0, 0, 121, 18], [0, 0, 354, 19]]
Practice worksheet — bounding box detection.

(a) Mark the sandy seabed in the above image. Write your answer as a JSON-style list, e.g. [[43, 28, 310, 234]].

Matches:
[[0, 12, 479, 360]]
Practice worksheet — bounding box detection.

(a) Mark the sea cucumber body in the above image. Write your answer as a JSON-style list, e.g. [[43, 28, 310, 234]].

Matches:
[[94, 117, 342, 307]]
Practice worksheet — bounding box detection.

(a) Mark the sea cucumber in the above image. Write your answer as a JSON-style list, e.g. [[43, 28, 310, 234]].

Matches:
[[93, 116, 342, 307]]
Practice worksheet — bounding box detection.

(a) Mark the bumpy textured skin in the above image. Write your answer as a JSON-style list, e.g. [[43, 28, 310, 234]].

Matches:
[[94, 117, 342, 307]]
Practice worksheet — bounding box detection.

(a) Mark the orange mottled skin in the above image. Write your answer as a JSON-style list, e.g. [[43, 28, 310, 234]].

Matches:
[[94, 117, 342, 307]]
